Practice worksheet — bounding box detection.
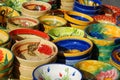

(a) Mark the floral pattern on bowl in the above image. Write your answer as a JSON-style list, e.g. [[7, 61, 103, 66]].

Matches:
[[33, 63, 82, 80]]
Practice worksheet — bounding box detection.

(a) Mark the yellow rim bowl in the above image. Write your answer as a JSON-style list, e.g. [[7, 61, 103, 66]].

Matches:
[[64, 11, 94, 25], [52, 36, 93, 57]]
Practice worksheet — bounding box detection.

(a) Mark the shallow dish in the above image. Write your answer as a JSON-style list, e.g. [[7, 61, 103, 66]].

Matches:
[[48, 27, 85, 40], [32, 63, 82, 80], [75, 60, 120, 80]]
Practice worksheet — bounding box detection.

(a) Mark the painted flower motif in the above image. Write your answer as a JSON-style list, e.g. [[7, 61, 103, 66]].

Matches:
[[96, 69, 118, 80]]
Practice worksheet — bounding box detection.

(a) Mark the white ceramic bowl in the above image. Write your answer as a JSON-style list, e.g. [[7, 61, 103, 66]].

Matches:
[[32, 63, 82, 80]]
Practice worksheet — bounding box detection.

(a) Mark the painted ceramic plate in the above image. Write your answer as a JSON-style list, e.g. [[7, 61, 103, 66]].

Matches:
[[75, 60, 120, 80], [48, 27, 85, 40]]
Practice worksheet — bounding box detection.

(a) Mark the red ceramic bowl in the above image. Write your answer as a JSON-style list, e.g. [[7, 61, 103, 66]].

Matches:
[[9, 28, 50, 41]]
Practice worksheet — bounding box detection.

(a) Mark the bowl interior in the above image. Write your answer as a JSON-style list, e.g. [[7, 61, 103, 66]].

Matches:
[[85, 23, 120, 40], [33, 64, 82, 80], [48, 27, 85, 39], [11, 39, 57, 61], [54, 39, 91, 52]]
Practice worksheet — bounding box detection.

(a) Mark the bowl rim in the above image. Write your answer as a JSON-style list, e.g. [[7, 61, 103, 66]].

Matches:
[[32, 63, 82, 80], [9, 28, 50, 40], [52, 36, 93, 56]]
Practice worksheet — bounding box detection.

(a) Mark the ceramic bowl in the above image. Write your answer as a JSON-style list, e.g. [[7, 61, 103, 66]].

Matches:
[[52, 36, 93, 65], [11, 38, 58, 67], [32, 63, 82, 80], [74, 0, 101, 10], [110, 46, 120, 70], [93, 15, 117, 25], [39, 15, 67, 33], [0, 47, 14, 71], [21, 1, 51, 18], [0, 6, 20, 29], [48, 27, 85, 40], [9, 28, 50, 42], [75, 60, 120, 80], [85, 23, 120, 46], [64, 11, 94, 26], [7, 16, 40, 32], [73, 5, 100, 16]]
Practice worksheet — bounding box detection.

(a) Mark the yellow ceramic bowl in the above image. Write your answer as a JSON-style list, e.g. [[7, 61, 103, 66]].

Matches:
[[52, 36, 93, 57], [11, 38, 58, 67], [39, 15, 67, 33], [21, 1, 51, 18], [64, 11, 94, 25]]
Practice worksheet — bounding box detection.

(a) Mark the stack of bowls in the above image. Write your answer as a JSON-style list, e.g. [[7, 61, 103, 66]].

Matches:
[[73, 0, 102, 16], [11, 38, 58, 80], [39, 15, 67, 33], [0, 47, 14, 79], [60, 0, 74, 11], [32, 63, 82, 80], [85, 23, 120, 62], [7, 16, 40, 32], [64, 10, 94, 30], [52, 36, 93, 66], [21, 1, 52, 18]]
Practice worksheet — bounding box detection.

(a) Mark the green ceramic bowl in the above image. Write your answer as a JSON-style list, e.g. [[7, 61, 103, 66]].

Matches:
[[48, 27, 86, 40]]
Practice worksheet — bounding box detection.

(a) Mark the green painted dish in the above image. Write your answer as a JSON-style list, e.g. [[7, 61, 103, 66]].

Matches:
[[48, 27, 85, 40]]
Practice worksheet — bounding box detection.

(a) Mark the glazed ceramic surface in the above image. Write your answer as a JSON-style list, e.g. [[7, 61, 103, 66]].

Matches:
[[33, 63, 82, 80], [75, 60, 120, 80], [48, 27, 85, 40]]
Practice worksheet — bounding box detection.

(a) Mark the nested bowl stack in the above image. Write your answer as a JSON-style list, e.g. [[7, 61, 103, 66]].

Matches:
[[85, 23, 120, 62], [21, 1, 52, 18], [11, 38, 58, 79], [52, 36, 93, 66], [0, 47, 14, 79], [7, 16, 40, 32], [32, 63, 82, 80]]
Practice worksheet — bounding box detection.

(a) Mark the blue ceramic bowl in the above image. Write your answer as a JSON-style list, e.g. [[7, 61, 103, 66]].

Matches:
[[52, 36, 93, 66], [74, 0, 102, 10], [73, 5, 99, 16], [32, 63, 82, 80]]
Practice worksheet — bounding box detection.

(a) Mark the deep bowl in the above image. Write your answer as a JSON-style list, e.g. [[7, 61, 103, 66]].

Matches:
[[21, 1, 51, 18], [74, 0, 101, 10], [48, 27, 85, 40], [73, 5, 100, 16], [11, 38, 58, 67], [32, 63, 82, 80], [9, 28, 50, 42], [7, 16, 40, 32]]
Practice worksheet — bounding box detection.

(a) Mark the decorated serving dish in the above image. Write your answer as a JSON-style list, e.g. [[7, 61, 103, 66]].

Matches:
[[75, 60, 120, 80]]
